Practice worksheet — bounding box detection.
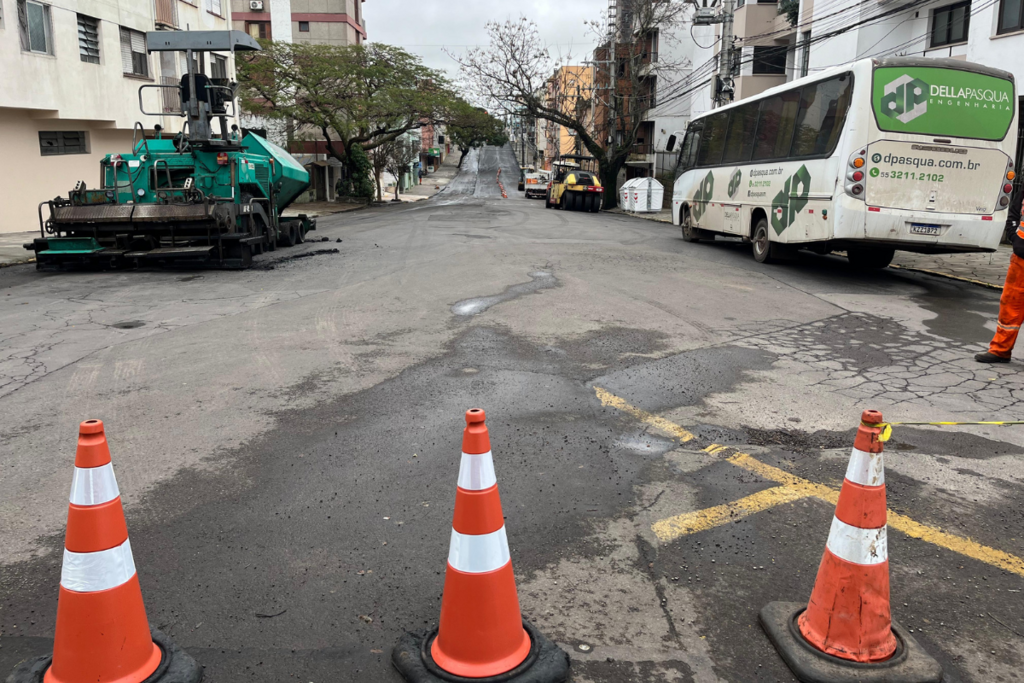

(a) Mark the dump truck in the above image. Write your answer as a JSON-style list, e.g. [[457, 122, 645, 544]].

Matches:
[[25, 30, 314, 270]]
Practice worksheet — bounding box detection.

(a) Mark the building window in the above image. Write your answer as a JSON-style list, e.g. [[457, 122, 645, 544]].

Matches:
[[77, 14, 100, 64], [39, 131, 88, 156], [246, 21, 270, 40], [999, 0, 1024, 33], [120, 27, 149, 78], [931, 1, 970, 47], [298, 21, 309, 32], [752, 45, 787, 75], [18, 0, 53, 55], [204, 0, 222, 17], [211, 54, 227, 80]]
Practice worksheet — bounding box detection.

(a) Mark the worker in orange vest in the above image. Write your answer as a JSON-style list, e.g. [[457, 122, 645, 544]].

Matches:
[[977, 191, 1024, 363]]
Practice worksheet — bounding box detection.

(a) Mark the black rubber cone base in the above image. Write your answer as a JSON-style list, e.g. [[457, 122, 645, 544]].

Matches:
[[6, 627, 203, 683], [759, 602, 942, 683], [392, 619, 569, 683]]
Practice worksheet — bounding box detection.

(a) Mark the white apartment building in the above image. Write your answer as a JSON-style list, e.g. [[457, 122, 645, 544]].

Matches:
[[696, 1, 1024, 171], [0, 0, 236, 234]]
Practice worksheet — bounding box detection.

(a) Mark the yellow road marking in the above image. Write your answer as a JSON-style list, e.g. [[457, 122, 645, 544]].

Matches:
[[595, 388, 1024, 577], [594, 387, 695, 442], [652, 485, 810, 542]]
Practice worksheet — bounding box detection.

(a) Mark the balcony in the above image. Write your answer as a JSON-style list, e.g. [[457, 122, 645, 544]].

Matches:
[[155, 0, 178, 28]]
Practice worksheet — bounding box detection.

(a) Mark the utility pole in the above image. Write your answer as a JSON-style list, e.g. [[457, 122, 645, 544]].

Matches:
[[717, 0, 735, 107], [692, 0, 735, 108]]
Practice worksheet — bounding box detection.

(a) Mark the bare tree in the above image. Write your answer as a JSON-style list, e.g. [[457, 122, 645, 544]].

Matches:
[[383, 137, 422, 202], [452, 3, 690, 208]]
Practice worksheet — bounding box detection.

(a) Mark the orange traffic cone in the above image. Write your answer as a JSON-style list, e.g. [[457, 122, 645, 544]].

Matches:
[[392, 409, 570, 683], [798, 408, 895, 661], [431, 408, 531, 677], [760, 410, 941, 682], [8, 420, 202, 683]]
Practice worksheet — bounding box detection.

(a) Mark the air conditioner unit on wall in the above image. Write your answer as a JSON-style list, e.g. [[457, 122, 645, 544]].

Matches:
[[250, 1, 264, 11]]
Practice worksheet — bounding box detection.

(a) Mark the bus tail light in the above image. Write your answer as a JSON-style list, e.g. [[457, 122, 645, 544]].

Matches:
[[845, 151, 867, 200], [998, 158, 1016, 211]]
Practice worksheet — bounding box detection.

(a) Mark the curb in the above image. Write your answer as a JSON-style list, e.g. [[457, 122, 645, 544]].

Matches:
[[0, 258, 35, 269], [889, 264, 1002, 291]]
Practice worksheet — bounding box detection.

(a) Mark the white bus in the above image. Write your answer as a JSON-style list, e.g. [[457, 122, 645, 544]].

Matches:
[[672, 57, 1017, 268]]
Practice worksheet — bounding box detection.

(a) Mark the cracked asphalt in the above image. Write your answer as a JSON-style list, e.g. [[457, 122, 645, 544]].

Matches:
[[1, 145, 1022, 682]]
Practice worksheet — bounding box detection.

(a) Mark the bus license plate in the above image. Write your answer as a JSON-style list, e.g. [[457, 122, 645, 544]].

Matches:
[[909, 223, 943, 236]]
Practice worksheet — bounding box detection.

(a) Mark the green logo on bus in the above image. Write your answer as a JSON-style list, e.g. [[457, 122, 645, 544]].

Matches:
[[872, 66, 1014, 141], [728, 168, 742, 199], [692, 171, 714, 221], [771, 165, 810, 235], [881, 74, 929, 124]]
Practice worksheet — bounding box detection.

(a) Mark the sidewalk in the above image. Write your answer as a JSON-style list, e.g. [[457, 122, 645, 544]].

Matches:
[[610, 206, 1010, 289], [0, 231, 35, 268], [401, 148, 462, 200], [282, 201, 368, 218], [891, 246, 1009, 289]]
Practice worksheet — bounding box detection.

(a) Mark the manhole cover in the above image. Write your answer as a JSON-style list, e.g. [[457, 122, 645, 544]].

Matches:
[[112, 321, 145, 329]]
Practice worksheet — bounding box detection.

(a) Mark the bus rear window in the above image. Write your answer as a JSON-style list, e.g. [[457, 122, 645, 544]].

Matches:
[[872, 66, 1015, 141]]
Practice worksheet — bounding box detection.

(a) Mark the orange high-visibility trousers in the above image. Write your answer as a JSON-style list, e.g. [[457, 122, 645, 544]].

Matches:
[[990, 252, 1024, 358]]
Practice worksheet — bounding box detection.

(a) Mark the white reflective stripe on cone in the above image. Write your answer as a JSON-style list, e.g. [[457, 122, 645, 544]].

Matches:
[[457, 451, 497, 491], [844, 447, 885, 487], [447, 526, 510, 573], [826, 516, 888, 566], [69, 463, 120, 506], [60, 538, 137, 592]]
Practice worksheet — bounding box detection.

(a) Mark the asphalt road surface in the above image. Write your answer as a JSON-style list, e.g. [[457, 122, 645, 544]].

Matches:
[[1, 146, 1022, 682]]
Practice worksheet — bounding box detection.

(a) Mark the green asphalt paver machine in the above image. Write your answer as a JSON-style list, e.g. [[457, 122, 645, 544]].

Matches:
[[26, 30, 315, 270]]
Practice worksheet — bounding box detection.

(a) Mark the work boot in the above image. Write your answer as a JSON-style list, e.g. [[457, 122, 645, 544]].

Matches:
[[975, 351, 1010, 363]]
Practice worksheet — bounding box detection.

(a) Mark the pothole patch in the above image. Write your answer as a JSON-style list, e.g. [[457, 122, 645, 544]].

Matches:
[[451, 270, 557, 316]]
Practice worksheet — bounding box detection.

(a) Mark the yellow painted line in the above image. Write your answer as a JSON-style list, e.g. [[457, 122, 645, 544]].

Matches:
[[652, 485, 810, 542], [594, 387, 695, 442], [595, 390, 1024, 577], [885, 510, 1024, 576], [727, 451, 839, 504]]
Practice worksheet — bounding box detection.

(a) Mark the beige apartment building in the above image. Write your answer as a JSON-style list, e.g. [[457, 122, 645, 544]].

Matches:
[[229, 0, 365, 46], [0, 0, 236, 234], [229, 0, 366, 202]]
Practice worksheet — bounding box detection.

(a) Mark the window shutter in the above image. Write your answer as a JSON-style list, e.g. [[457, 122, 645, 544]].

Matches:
[[78, 15, 100, 64], [120, 27, 133, 73], [17, 0, 30, 51]]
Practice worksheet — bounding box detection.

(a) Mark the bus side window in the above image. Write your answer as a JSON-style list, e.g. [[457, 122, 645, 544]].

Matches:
[[722, 102, 758, 164], [679, 124, 702, 172], [791, 74, 853, 157], [697, 112, 729, 167], [751, 90, 800, 162]]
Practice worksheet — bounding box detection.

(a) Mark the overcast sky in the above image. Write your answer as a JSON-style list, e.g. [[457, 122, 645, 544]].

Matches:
[[362, 0, 606, 78]]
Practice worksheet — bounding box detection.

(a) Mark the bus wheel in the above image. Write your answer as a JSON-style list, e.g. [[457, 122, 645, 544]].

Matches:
[[681, 210, 702, 242], [847, 246, 895, 269], [752, 218, 775, 264]]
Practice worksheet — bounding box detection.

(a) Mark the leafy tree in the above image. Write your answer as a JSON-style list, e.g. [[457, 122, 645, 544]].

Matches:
[[238, 42, 454, 185], [338, 143, 375, 200], [446, 102, 509, 167], [779, 0, 800, 26]]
